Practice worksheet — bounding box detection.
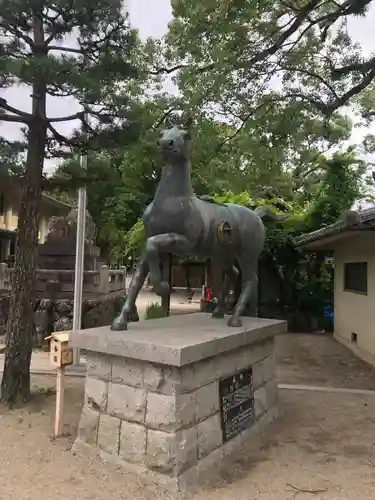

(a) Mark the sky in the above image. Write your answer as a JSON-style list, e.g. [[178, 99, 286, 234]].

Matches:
[[1, 0, 375, 171]]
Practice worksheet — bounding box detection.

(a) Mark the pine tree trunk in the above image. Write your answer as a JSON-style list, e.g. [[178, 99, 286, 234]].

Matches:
[[0, 15, 46, 406], [0, 124, 45, 405]]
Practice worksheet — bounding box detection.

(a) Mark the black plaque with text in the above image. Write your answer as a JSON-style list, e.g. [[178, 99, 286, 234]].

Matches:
[[219, 367, 255, 442]]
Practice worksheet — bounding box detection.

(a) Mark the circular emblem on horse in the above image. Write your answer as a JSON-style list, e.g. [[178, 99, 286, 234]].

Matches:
[[217, 221, 233, 245]]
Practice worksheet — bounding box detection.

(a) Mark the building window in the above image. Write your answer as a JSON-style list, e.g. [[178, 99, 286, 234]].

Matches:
[[0, 192, 4, 216], [344, 262, 368, 294]]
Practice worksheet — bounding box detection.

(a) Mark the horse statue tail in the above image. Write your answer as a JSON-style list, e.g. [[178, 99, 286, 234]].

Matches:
[[254, 206, 289, 222]]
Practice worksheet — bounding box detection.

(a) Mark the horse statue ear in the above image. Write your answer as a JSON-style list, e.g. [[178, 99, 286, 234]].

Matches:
[[184, 116, 193, 129], [164, 115, 174, 129]]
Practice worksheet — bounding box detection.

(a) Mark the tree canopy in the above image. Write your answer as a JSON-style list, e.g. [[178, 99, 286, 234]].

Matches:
[[168, 0, 375, 116]]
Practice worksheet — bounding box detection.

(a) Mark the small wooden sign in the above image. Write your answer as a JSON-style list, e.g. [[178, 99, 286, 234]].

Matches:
[[45, 331, 73, 437], [45, 332, 73, 368]]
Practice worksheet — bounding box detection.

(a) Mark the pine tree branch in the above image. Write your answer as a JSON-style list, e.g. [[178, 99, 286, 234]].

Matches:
[[279, 66, 339, 98], [318, 0, 372, 38], [48, 45, 82, 54], [2, 26, 34, 48], [0, 113, 28, 123], [248, 0, 324, 65], [149, 64, 189, 75], [0, 98, 32, 120], [46, 122, 79, 147], [43, 7, 74, 44], [48, 112, 84, 123], [326, 68, 375, 113], [150, 63, 214, 75], [153, 108, 180, 128], [332, 55, 375, 78]]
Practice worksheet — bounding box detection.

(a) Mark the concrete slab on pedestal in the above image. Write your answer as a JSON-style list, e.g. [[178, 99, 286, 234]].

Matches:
[[70, 312, 286, 366]]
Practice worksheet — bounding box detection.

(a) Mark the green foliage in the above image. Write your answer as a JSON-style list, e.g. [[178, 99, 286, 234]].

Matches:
[[145, 301, 167, 320], [123, 218, 146, 257], [298, 152, 368, 231], [0, 139, 25, 177], [207, 152, 365, 323]]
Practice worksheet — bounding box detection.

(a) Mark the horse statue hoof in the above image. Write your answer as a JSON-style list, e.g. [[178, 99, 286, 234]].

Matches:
[[111, 316, 128, 331], [129, 310, 139, 322], [227, 315, 242, 328], [152, 281, 170, 297]]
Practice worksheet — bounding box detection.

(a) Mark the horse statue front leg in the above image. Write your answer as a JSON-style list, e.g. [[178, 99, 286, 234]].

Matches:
[[111, 254, 149, 331], [146, 233, 192, 298]]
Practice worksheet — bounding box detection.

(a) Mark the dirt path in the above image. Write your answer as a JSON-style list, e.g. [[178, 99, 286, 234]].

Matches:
[[0, 376, 374, 500], [276, 333, 375, 390]]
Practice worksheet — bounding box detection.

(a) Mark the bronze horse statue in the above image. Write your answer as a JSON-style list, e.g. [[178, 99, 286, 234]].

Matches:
[[111, 119, 271, 331]]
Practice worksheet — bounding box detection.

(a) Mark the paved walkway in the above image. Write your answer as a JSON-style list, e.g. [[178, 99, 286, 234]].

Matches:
[[0, 352, 87, 377], [3, 351, 375, 397], [135, 287, 200, 319]]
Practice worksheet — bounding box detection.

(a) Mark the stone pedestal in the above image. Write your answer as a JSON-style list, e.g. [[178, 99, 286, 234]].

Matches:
[[70, 313, 286, 494]]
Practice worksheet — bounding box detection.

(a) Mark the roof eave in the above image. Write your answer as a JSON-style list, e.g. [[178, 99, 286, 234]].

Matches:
[[41, 193, 72, 210], [294, 208, 375, 248], [297, 229, 361, 250]]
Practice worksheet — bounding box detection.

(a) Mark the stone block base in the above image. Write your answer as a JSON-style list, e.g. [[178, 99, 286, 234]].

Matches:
[[71, 313, 286, 494]]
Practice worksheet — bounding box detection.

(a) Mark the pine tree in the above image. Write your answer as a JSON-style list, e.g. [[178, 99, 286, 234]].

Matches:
[[0, 0, 152, 404]]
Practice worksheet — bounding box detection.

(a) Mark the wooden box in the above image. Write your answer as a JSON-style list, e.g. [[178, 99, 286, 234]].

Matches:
[[45, 332, 73, 368]]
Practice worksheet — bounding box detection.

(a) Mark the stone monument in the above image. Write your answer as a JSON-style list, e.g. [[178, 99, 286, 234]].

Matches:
[[38, 207, 102, 271], [71, 313, 286, 494], [111, 118, 276, 331]]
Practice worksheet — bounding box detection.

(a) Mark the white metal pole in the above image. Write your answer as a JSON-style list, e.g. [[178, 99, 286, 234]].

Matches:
[[72, 153, 87, 365]]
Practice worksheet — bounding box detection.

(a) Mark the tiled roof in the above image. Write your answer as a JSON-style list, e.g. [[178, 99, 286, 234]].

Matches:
[[42, 193, 71, 209], [294, 207, 375, 246]]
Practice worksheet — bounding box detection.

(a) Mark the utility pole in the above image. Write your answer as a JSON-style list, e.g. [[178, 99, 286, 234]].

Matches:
[[72, 88, 88, 365], [71, 154, 87, 365]]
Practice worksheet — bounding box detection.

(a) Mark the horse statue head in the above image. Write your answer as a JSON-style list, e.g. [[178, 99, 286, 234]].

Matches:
[[157, 116, 193, 163]]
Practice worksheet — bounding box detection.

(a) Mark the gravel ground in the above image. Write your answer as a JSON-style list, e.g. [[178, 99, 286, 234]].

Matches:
[[276, 333, 375, 389], [0, 377, 374, 500], [1, 333, 375, 499]]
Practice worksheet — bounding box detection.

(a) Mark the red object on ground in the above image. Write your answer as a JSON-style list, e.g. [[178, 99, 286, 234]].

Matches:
[[205, 287, 213, 301]]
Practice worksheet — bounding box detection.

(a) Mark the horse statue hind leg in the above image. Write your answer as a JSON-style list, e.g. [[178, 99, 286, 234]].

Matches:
[[209, 205, 264, 328], [211, 265, 239, 319], [227, 259, 259, 327]]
